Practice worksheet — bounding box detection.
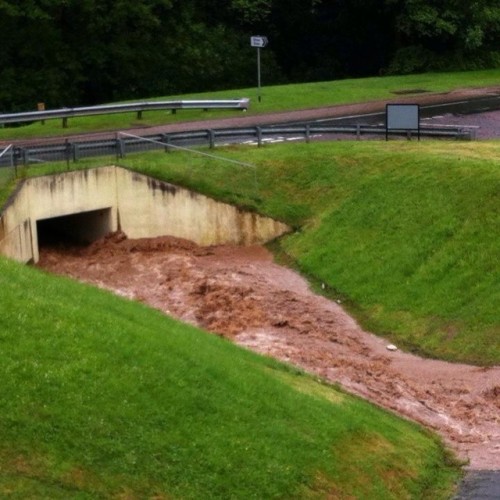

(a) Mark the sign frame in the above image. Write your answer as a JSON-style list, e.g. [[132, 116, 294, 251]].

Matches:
[[386, 103, 420, 141], [250, 36, 268, 48]]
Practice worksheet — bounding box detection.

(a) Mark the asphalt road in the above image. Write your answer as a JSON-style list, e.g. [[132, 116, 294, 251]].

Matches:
[[454, 471, 500, 500], [303, 94, 500, 140], [305, 94, 500, 124], [3, 87, 499, 149]]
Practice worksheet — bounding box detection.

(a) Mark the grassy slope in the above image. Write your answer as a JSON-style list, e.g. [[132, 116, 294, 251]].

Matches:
[[0, 70, 497, 497], [0, 258, 459, 498], [0, 167, 15, 204], [0, 68, 499, 139], [94, 139, 499, 365]]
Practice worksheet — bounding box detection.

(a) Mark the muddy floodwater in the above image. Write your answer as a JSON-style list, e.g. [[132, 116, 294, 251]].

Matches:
[[37, 233, 500, 470]]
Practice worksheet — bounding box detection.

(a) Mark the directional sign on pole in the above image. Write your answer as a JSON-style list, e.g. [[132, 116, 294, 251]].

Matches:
[[251, 36, 268, 102], [250, 36, 268, 48]]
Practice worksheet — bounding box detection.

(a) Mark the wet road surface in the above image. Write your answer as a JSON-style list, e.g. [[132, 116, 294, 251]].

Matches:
[[455, 471, 500, 499]]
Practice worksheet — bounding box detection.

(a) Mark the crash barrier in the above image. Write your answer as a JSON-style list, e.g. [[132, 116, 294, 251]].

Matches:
[[0, 123, 478, 167], [0, 99, 250, 128]]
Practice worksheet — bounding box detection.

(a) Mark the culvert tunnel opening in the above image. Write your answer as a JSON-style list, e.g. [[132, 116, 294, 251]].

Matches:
[[36, 208, 113, 248]]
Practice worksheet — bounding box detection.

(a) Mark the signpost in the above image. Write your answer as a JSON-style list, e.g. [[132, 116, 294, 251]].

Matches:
[[251, 36, 268, 102]]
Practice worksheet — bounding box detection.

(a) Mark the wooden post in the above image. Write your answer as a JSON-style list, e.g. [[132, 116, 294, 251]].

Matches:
[[37, 102, 45, 125]]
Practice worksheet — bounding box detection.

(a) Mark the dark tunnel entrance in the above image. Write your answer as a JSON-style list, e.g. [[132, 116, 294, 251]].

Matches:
[[36, 208, 113, 248]]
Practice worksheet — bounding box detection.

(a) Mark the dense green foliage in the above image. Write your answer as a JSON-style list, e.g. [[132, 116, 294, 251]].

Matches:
[[386, 0, 500, 73], [1, 0, 498, 111], [81, 140, 498, 365], [0, 258, 460, 498]]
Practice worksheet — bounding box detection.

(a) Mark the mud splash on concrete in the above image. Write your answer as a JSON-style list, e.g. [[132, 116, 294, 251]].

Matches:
[[37, 233, 500, 470]]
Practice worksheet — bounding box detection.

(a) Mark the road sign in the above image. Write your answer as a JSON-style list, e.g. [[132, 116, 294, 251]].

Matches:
[[250, 36, 268, 48], [250, 36, 268, 102], [386, 104, 420, 141]]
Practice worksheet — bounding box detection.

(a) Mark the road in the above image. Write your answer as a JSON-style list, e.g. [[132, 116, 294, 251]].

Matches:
[[1, 88, 499, 166], [2, 85, 499, 149], [454, 471, 500, 500], [301, 94, 500, 125], [300, 94, 500, 140]]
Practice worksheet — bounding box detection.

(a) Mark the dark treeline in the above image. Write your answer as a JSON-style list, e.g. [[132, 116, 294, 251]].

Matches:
[[0, 0, 498, 111]]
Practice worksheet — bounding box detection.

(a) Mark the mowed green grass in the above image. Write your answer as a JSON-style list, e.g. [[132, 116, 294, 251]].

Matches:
[[0, 166, 16, 207], [1, 72, 497, 496], [0, 68, 499, 139], [86, 139, 499, 365], [0, 258, 460, 498]]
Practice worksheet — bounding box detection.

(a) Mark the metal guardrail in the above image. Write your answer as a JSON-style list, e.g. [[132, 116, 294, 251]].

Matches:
[[0, 99, 251, 128], [0, 123, 478, 167]]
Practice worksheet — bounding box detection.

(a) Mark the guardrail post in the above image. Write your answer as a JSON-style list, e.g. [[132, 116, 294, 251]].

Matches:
[[65, 140, 71, 168], [13, 147, 19, 175], [208, 130, 215, 149], [256, 126, 263, 147], [356, 124, 361, 140], [13, 147, 18, 166], [72, 143, 79, 162], [162, 134, 171, 153], [62, 117, 68, 128], [22, 147, 29, 166], [305, 124, 310, 143], [457, 128, 473, 141], [137, 110, 143, 120], [116, 137, 125, 159]]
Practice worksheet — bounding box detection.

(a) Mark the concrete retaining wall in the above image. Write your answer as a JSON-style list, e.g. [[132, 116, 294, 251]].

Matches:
[[0, 166, 290, 263]]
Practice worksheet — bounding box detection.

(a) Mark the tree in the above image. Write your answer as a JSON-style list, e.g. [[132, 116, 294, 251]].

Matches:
[[0, 0, 498, 112], [0, 0, 81, 111], [386, 0, 500, 72]]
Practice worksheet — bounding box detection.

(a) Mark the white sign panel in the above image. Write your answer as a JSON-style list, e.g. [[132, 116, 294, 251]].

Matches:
[[251, 36, 268, 48]]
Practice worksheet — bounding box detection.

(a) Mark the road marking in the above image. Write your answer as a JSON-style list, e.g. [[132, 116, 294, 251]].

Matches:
[[424, 100, 470, 108], [315, 111, 382, 123]]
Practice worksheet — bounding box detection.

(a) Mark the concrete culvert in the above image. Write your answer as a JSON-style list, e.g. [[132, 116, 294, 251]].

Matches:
[[0, 166, 290, 263], [36, 208, 113, 248]]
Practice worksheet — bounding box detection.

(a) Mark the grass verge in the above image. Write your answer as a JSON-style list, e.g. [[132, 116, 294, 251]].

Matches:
[[0, 257, 461, 498]]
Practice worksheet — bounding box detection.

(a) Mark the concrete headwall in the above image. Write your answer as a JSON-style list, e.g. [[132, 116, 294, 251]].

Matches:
[[0, 166, 290, 263]]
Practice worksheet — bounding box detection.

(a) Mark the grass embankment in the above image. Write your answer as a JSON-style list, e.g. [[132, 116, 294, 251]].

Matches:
[[4, 139, 498, 366], [0, 166, 15, 202], [0, 68, 499, 139], [91, 140, 499, 365], [0, 258, 459, 498]]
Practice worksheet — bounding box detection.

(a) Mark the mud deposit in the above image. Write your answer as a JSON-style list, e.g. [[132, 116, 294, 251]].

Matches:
[[37, 233, 500, 470]]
